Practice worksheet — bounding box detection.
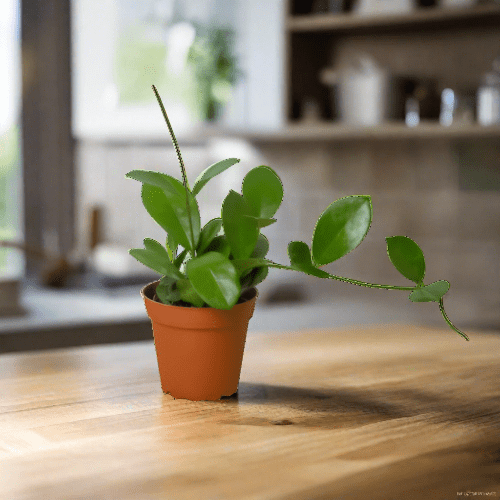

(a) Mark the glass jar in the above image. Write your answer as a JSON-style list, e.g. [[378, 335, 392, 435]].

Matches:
[[477, 58, 500, 126]]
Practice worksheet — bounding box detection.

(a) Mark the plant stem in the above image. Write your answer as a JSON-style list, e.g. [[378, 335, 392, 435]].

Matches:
[[439, 298, 469, 341], [265, 260, 416, 291], [330, 273, 469, 340], [265, 259, 467, 339], [330, 275, 468, 339], [327, 274, 415, 291], [152, 85, 196, 253]]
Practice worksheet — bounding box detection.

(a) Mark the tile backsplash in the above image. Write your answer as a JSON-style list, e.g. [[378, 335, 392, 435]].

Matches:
[[75, 137, 500, 329]]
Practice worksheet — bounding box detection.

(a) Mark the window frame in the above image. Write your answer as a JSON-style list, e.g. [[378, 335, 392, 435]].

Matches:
[[22, 0, 75, 274]]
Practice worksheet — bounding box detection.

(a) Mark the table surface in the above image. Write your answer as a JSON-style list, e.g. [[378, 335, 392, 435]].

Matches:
[[1, 325, 499, 500]]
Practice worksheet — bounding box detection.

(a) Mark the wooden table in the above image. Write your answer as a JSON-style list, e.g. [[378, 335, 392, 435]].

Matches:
[[1, 325, 499, 500]]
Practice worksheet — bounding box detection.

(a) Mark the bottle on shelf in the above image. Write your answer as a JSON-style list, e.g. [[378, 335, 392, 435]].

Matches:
[[477, 57, 500, 126]]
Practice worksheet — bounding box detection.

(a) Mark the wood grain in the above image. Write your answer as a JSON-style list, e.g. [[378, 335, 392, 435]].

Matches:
[[1, 325, 499, 499]]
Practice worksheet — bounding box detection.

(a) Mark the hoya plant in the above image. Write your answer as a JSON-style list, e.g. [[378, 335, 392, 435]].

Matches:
[[126, 86, 469, 341]]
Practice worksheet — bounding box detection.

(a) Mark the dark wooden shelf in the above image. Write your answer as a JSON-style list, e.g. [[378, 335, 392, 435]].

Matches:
[[287, 4, 500, 33]]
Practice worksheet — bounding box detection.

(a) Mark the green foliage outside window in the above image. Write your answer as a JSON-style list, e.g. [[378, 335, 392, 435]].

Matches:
[[187, 26, 240, 121], [114, 23, 239, 122], [0, 125, 20, 273]]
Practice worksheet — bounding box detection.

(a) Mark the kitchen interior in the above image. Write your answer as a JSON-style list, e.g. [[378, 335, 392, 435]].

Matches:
[[1, 0, 500, 352]]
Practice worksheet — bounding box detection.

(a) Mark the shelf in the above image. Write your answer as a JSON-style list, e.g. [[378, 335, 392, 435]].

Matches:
[[226, 122, 500, 143], [74, 123, 222, 146], [287, 4, 500, 33]]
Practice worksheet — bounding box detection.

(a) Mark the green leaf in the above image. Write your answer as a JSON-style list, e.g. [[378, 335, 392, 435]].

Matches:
[[205, 235, 231, 258], [186, 252, 241, 309], [243, 216, 277, 229], [251, 266, 268, 287], [197, 218, 223, 255], [165, 241, 174, 262], [143, 238, 172, 267], [129, 238, 184, 279], [287, 241, 331, 278], [231, 234, 269, 286], [222, 190, 260, 260], [166, 233, 178, 262], [242, 166, 283, 218], [174, 248, 188, 268], [386, 236, 425, 284], [191, 158, 240, 197], [235, 235, 270, 280], [251, 234, 269, 259], [127, 170, 201, 251], [409, 280, 450, 302], [311, 195, 372, 266], [232, 258, 269, 276], [177, 278, 205, 307], [126, 169, 180, 196], [240, 266, 268, 289], [156, 275, 181, 304], [288, 241, 313, 268]]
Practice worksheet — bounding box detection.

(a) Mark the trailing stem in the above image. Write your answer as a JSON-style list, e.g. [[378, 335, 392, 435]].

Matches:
[[152, 85, 196, 255], [265, 260, 467, 340], [329, 274, 468, 340], [327, 274, 415, 291], [439, 298, 469, 341], [335, 276, 468, 340]]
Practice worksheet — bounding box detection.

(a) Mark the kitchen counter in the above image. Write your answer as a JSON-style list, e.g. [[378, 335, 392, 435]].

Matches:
[[1, 325, 499, 499], [1, 279, 450, 353]]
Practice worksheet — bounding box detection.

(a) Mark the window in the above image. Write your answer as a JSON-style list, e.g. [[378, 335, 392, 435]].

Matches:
[[1, 0, 285, 350], [71, 0, 247, 140], [0, 0, 23, 280]]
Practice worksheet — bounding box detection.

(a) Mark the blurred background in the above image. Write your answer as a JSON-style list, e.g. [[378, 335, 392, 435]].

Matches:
[[1, 0, 499, 352]]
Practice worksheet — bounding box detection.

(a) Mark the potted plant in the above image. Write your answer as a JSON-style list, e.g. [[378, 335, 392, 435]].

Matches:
[[127, 85, 469, 402]]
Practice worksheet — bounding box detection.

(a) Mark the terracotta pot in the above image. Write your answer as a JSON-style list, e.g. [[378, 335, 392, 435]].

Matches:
[[141, 281, 258, 401]]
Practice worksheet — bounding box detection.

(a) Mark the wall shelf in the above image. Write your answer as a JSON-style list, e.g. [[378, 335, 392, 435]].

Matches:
[[226, 122, 500, 143], [287, 4, 500, 33], [285, 1, 500, 136]]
